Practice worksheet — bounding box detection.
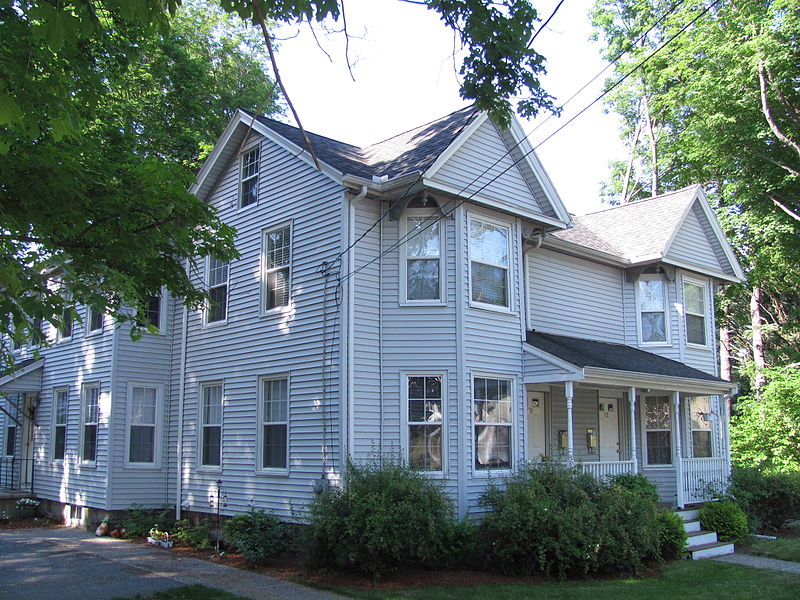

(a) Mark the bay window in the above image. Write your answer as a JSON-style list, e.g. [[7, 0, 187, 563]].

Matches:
[[473, 376, 512, 470], [638, 277, 667, 343], [406, 375, 443, 471], [468, 217, 510, 309], [645, 396, 671, 465], [404, 216, 441, 302], [684, 281, 707, 346]]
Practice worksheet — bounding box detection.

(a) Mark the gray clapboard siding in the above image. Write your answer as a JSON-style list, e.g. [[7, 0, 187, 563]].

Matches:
[[527, 248, 625, 342], [548, 385, 600, 463], [433, 120, 544, 216], [667, 203, 723, 273]]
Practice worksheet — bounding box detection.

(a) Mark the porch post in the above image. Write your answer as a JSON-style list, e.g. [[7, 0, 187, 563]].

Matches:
[[672, 391, 685, 508], [565, 381, 575, 466], [629, 387, 638, 474]]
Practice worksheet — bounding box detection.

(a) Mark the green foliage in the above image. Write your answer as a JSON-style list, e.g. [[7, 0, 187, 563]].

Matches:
[[725, 466, 800, 531], [303, 457, 459, 578], [699, 501, 749, 543], [477, 462, 661, 579], [610, 472, 660, 504], [656, 510, 687, 560], [731, 367, 800, 472], [173, 518, 213, 551], [223, 509, 287, 565], [123, 505, 175, 539]]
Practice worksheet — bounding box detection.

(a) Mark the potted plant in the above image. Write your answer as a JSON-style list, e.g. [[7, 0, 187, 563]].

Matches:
[[147, 525, 173, 548]]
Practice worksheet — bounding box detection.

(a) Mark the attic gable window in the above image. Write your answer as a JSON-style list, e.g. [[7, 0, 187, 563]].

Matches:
[[684, 280, 707, 346], [469, 216, 510, 309], [637, 276, 667, 344], [240, 146, 260, 208]]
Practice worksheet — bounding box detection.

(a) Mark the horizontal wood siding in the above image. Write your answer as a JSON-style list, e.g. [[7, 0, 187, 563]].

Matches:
[[527, 248, 624, 342], [667, 203, 723, 273], [172, 132, 344, 520], [524, 352, 575, 381], [548, 385, 600, 463], [433, 120, 544, 216]]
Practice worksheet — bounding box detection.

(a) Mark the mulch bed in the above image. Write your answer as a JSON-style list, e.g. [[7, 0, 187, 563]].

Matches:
[[0, 517, 59, 530]]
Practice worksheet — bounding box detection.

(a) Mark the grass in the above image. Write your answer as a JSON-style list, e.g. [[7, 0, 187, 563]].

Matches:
[[332, 561, 800, 600], [112, 584, 249, 600], [741, 535, 800, 563]]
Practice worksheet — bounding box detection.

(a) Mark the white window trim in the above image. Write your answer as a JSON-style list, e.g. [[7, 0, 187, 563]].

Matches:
[[79, 383, 101, 467], [51, 386, 69, 463], [86, 306, 104, 337], [124, 382, 164, 468], [400, 211, 446, 306], [641, 395, 673, 468], [56, 300, 74, 343], [467, 212, 513, 313], [238, 144, 260, 209], [400, 371, 447, 476], [683, 276, 710, 349], [204, 257, 230, 327], [198, 381, 224, 471], [256, 374, 290, 474], [635, 275, 671, 346], [471, 372, 515, 475], [686, 396, 714, 459], [141, 289, 167, 334], [260, 222, 293, 316]]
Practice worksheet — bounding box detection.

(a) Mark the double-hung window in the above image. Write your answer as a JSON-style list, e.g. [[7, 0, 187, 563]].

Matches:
[[206, 257, 229, 324], [260, 377, 288, 470], [689, 396, 712, 458], [638, 277, 667, 343], [684, 281, 707, 346], [144, 295, 162, 329], [239, 146, 260, 207], [404, 216, 442, 302], [58, 295, 73, 341], [468, 217, 510, 309], [406, 375, 444, 471], [263, 226, 291, 311], [473, 376, 512, 470], [201, 383, 222, 467], [88, 308, 103, 333], [81, 384, 100, 463], [128, 385, 159, 465], [53, 387, 69, 461], [644, 396, 672, 465]]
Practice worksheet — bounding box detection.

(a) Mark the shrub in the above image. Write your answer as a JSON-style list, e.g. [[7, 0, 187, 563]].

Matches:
[[610, 473, 660, 504], [223, 509, 287, 565], [477, 462, 661, 579], [726, 466, 800, 531], [657, 510, 688, 559], [699, 500, 749, 543], [303, 457, 459, 578], [173, 519, 213, 551], [123, 505, 174, 539]]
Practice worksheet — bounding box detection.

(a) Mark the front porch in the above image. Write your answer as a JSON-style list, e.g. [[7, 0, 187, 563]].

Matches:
[[524, 332, 736, 507]]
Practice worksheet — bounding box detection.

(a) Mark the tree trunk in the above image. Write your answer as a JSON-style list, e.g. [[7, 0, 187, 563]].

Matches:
[[750, 286, 766, 393], [622, 117, 643, 203], [720, 325, 732, 381], [642, 96, 659, 196]]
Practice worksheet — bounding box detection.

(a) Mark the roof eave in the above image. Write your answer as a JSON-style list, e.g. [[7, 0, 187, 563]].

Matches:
[[583, 366, 737, 395], [541, 236, 629, 267]]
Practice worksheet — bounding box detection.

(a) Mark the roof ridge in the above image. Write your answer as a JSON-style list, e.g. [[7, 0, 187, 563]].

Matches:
[[578, 184, 701, 218], [361, 104, 476, 154], [247, 110, 365, 152]]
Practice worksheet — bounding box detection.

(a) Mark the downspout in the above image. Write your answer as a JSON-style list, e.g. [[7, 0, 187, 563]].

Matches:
[[175, 261, 190, 520], [107, 316, 119, 509], [347, 186, 368, 461], [455, 205, 467, 519], [378, 204, 384, 451]]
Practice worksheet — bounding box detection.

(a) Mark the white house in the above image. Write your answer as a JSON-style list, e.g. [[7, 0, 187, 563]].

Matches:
[[0, 106, 743, 524]]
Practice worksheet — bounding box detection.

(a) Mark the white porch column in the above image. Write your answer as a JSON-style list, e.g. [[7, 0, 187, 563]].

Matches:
[[672, 391, 685, 508], [565, 381, 575, 466], [629, 387, 638, 474], [723, 394, 732, 481]]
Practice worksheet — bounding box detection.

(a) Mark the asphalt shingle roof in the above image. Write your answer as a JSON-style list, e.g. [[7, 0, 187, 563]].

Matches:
[[526, 331, 727, 383]]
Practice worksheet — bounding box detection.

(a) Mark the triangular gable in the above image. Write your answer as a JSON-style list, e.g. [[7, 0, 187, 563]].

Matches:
[[0, 359, 43, 393], [424, 114, 570, 227], [523, 344, 583, 384]]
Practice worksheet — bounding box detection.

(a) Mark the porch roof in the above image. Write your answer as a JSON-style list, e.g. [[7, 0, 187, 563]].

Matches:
[[524, 332, 736, 394], [0, 359, 44, 393]]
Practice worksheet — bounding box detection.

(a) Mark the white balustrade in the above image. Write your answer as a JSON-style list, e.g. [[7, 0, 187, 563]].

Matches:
[[682, 457, 728, 504], [579, 460, 636, 480]]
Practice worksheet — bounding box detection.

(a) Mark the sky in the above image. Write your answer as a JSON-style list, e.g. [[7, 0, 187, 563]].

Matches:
[[271, 0, 624, 216]]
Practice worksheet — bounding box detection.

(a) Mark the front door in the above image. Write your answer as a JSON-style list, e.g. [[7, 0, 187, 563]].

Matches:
[[598, 398, 620, 461], [527, 391, 547, 461]]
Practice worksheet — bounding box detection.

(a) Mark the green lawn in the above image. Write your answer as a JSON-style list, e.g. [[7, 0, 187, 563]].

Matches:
[[332, 561, 800, 600], [112, 584, 249, 600], [741, 535, 800, 563]]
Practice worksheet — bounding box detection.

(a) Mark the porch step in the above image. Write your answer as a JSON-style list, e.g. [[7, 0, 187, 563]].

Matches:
[[687, 530, 719, 547], [683, 519, 701, 533], [677, 508, 700, 521], [687, 541, 736, 560]]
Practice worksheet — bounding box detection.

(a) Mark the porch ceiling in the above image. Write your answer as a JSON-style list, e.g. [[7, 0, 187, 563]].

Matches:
[[0, 359, 44, 393]]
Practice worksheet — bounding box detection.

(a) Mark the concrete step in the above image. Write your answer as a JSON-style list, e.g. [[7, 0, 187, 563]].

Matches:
[[677, 508, 700, 521], [683, 520, 701, 533], [688, 541, 735, 560], [687, 530, 719, 546]]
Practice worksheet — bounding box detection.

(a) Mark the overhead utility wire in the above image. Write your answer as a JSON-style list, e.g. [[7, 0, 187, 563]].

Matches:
[[337, 0, 722, 285]]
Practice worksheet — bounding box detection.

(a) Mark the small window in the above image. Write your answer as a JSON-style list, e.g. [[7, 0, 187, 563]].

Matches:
[[407, 375, 443, 471], [59, 303, 73, 341], [240, 147, 260, 207], [689, 396, 712, 458], [201, 383, 222, 467], [88, 308, 103, 333], [684, 281, 707, 346], [638, 277, 667, 343], [473, 376, 512, 470], [206, 257, 229, 323], [645, 396, 672, 465], [53, 388, 69, 461], [4, 425, 16, 457], [144, 295, 162, 329], [81, 385, 100, 463], [469, 217, 510, 309], [404, 216, 441, 302], [260, 377, 288, 469], [263, 226, 291, 311], [129, 386, 158, 464]]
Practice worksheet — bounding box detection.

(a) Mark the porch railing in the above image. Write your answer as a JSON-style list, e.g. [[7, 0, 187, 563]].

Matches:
[[681, 457, 728, 504], [0, 457, 34, 494], [579, 460, 636, 480]]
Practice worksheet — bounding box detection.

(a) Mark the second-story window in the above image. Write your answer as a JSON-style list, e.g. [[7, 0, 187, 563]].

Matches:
[[404, 216, 442, 302], [264, 226, 290, 311], [469, 217, 510, 309], [684, 281, 707, 346], [144, 295, 162, 329], [88, 308, 103, 333], [638, 277, 667, 343], [240, 146, 260, 208], [206, 257, 229, 324]]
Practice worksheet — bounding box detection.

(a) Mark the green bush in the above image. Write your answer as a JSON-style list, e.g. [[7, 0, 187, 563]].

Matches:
[[303, 457, 459, 578], [726, 466, 800, 531], [610, 473, 660, 504], [657, 510, 688, 559], [699, 500, 749, 543], [477, 462, 661, 579], [173, 519, 213, 551], [223, 509, 286, 565], [123, 505, 174, 539]]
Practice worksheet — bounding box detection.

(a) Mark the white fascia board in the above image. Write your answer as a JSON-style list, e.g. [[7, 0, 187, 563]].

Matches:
[[191, 109, 247, 198], [660, 185, 700, 258], [584, 367, 737, 395], [541, 237, 629, 268], [423, 179, 570, 228], [424, 111, 488, 179], [342, 172, 424, 196], [688, 189, 745, 281], [660, 257, 741, 284]]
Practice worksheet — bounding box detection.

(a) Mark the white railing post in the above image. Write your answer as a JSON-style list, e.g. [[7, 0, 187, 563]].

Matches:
[[629, 387, 638, 474], [673, 391, 685, 508], [566, 381, 575, 466]]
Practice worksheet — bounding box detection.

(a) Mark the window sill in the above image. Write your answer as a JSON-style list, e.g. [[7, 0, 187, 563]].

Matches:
[[85, 330, 103, 338], [638, 342, 672, 348], [203, 319, 228, 329], [686, 342, 710, 351], [260, 306, 292, 318], [255, 468, 290, 477], [468, 301, 514, 315], [399, 300, 448, 308], [473, 467, 513, 478], [123, 463, 161, 470], [79, 461, 97, 469], [197, 465, 223, 473]]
